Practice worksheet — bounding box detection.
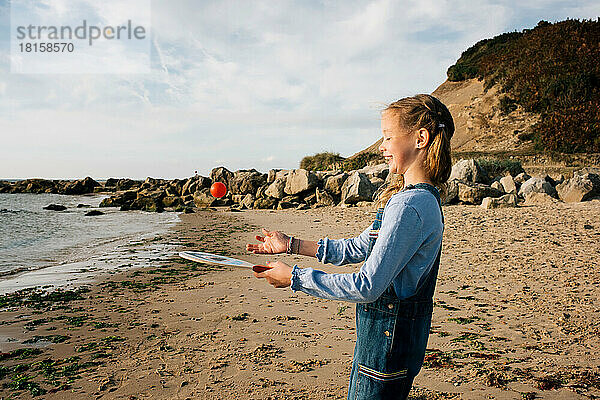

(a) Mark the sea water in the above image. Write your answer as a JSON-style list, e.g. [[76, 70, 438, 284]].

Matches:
[[0, 193, 180, 294]]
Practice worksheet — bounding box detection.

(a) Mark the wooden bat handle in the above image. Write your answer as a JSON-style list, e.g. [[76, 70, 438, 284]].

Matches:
[[252, 265, 272, 273]]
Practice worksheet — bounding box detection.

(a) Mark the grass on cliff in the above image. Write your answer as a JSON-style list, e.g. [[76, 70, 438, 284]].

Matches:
[[447, 18, 600, 153]]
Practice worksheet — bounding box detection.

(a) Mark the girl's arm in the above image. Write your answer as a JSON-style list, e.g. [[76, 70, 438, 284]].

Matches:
[[246, 225, 372, 265], [290, 202, 424, 303]]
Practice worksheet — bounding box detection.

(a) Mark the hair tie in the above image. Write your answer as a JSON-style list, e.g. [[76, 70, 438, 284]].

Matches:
[[438, 123, 445, 128]]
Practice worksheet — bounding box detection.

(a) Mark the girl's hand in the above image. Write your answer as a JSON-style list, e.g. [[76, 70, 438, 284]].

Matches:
[[246, 228, 289, 254], [254, 261, 292, 288]]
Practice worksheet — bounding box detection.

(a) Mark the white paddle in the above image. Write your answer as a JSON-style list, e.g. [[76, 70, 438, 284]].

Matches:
[[179, 251, 271, 273]]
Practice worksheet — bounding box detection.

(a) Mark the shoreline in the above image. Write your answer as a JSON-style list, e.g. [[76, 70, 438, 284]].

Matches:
[[0, 203, 599, 399]]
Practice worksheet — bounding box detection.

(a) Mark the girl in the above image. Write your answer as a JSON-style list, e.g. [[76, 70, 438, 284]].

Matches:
[[247, 94, 454, 400]]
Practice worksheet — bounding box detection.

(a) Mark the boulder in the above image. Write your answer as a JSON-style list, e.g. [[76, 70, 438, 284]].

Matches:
[[358, 163, 389, 180], [518, 177, 557, 199], [284, 169, 318, 195], [444, 179, 459, 204], [556, 173, 600, 203], [129, 196, 164, 212], [255, 184, 269, 199], [181, 176, 211, 196], [341, 172, 376, 204], [369, 177, 385, 190], [480, 194, 518, 209], [193, 188, 217, 207], [267, 169, 281, 184], [316, 188, 335, 206], [524, 192, 560, 205], [457, 182, 503, 204], [162, 196, 183, 208], [265, 177, 286, 199], [43, 204, 67, 211], [241, 193, 255, 209], [277, 201, 297, 210], [303, 193, 317, 205], [230, 169, 267, 195], [513, 172, 531, 186], [324, 173, 348, 196], [99, 190, 137, 208], [500, 175, 517, 194], [491, 181, 504, 192], [253, 198, 277, 209], [449, 159, 487, 183], [84, 210, 104, 216], [210, 167, 234, 188]]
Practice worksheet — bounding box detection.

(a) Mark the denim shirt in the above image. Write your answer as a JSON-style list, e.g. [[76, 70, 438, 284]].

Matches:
[[290, 187, 443, 303]]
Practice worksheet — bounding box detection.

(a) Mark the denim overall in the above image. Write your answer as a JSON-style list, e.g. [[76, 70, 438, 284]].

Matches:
[[347, 183, 443, 400]]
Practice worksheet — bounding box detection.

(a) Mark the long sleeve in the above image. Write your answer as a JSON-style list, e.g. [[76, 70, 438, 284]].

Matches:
[[292, 200, 424, 303], [315, 223, 372, 266]]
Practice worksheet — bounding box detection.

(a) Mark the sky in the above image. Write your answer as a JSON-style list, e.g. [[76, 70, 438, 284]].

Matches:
[[1, 0, 599, 180]]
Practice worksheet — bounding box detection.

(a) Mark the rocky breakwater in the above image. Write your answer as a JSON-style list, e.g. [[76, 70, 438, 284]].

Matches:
[[446, 160, 600, 209], [3, 162, 598, 213], [0, 177, 102, 195]]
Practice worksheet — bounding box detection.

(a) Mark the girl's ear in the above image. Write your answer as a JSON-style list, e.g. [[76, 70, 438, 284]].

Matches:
[[415, 128, 430, 149]]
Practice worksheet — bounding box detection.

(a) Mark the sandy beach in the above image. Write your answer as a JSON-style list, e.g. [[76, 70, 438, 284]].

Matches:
[[1, 201, 599, 399]]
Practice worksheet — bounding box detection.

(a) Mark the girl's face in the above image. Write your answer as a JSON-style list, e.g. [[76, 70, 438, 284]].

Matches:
[[379, 111, 419, 175]]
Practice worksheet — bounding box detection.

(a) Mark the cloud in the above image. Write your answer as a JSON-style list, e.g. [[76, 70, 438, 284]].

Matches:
[[1, 0, 600, 178]]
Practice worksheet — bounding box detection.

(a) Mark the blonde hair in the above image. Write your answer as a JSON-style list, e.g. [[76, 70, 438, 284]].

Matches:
[[377, 94, 454, 206]]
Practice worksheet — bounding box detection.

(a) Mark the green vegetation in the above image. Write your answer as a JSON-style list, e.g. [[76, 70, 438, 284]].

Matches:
[[300, 152, 344, 171], [447, 19, 600, 153], [476, 157, 525, 177]]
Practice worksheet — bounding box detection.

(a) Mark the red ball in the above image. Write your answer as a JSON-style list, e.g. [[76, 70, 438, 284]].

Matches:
[[210, 182, 227, 198]]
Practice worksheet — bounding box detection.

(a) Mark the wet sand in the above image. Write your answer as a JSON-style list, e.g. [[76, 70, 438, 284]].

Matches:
[[0, 201, 599, 399]]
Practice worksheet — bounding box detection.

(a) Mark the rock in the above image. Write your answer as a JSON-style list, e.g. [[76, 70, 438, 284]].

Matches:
[[256, 184, 268, 199], [241, 194, 255, 209], [457, 182, 504, 204], [514, 172, 531, 186], [481, 194, 518, 209], [450, 159, 487, 183], [210, 167, 234, 188], [230, 169, 267, 195], [296, 203, 310, 210], [77, 204, 90, 208], [556, 173, 600, 202], [491, 181, 504, 192], [277, 201, 297, 210], [358, 163, 389, 180], [181, 176, 211, 196], [193, 188, 217, 207], [369, 177, 385, 189], [84, 210, 104, 216], [99, 190, 137, 208], [316, 188, 335, 206], [284, 169, 318, 195], [341, 172, 376, 204], [265, 177, 286, 199], [267, 169, 281, 184], [524, 192, 560, 205], [324, 173, 348, 196], [162, 196, 183, 208], [518, 177, 557, 199], [43, 204, 67, 211], [304, 193, 317, 205], [444, 179, 459, 204], [500, 175, 517, 194], [253, 198, 277, 209], [232, 195, 245, 204], [115, 178, 140, 191], [130, 196, 164, 212]]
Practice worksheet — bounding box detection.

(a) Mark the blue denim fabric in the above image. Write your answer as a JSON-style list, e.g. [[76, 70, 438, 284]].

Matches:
[[347, 183, 443, 400], [291, 185, 443, 302]]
